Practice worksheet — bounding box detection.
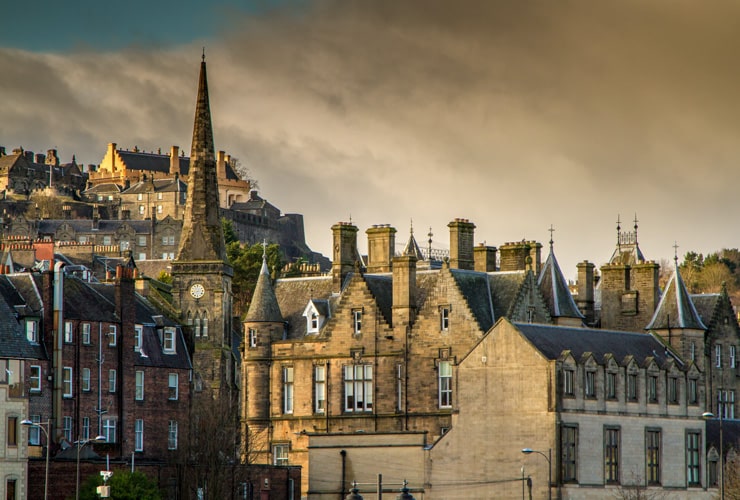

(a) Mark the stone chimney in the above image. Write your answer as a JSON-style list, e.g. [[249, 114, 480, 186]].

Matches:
[[217, 150, 227, 179], [499, 241, 542, 273], [169, 146, 180, 175], [366, 225, 396, 273], [331, 222, 359, 292], [24, 151, 34, 162], [35, 153, 46, 164], [393, 254, 417, 327], [448, 218, 475, 270], [474, 244, 497, 272], [576, 261, 595, 324], [0, 147, 5, 157]]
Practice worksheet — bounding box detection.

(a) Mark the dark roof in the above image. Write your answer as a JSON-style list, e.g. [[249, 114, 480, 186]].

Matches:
[[515, 322, 678, 368], [0, 277, 45, 359], [363, 274, 393, 325], [537, 248, 584, 320], [646, 264, 706, 331], [274, 276, 336, 338], [134, 324, 191, 370], [488, 271, 526, 318], [450, 268, 495, 332], [37, 219, 156, 235], [116, 150, 239, 182], [309, 299, 330, 317], [122, 178, 186, 195], [84, 183, 122, 194], [0, 275, 42, 315], [63, 277, 117, 322], [402, 233, 424, 260], [245, 259, 284, 323], [691, 293, 721, 327]]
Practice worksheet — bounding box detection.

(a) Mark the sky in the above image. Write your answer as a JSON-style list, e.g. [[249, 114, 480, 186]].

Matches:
[[2, 0, 740, 280]]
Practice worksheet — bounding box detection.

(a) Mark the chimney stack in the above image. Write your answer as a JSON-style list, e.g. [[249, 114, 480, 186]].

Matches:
[[217, 151, 227, 179], [331, 222, 359, 292], [392, 254, 417, 327], [169, 146, 180, 175], [576, 261, 595, 324], [474, 244, 497, 272], [499, 241, 542, 273], [35, 153, 46, 164], [366, 225, 396, 273], [448, 218, 475, 270]]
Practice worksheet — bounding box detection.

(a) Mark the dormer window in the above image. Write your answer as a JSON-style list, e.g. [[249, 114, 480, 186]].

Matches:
[[26, 320, 38, 343], [303, 300, 329, 335], [163, 327, 176, 354]]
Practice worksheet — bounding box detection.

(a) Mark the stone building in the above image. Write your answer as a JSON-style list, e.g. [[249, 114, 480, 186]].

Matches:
[[0, 147, 87, 197], [241, 218, 583, 497]]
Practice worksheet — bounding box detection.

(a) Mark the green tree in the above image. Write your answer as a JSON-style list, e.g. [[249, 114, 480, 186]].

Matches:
[[76, 471, 161, 500], [227, 241, 282, 318], [156, 270, 172, 285], [222, 217, 238, 245]]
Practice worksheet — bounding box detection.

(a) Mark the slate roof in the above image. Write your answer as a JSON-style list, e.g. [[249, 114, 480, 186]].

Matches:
[[274, 276, 336, 338], [363, 274, 393, 325], [0, 300, 45, 359], [488, 271, 527, 319], [450, 268, 495, 332], [691, 293, 721, 327], [135, 324, 192, 370], [646, 263, 706, 331], [308, 299, 330, 318], [123, 178, 186, 195], [115, 150, 241, 182], [515, 322, 678, 368], [63, 277, 117, 322], [84, 183, 121, 194], [537, 248, 584, 320], [245, 258, 284, 323], [0, 275, 43, 315]]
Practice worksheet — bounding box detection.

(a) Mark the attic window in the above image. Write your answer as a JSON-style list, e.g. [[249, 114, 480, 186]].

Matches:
[[163, 327, 176, 354]]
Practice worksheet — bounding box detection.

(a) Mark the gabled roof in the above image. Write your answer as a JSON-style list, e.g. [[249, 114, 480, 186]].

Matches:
[[450, 268, 495, 332], [304, 299, 330, 318], [646, 261, 706, 331], [537, 246, 584, 320], [515, 322, 679, 369], [0, 275, 45, 359], [274, 276, 336, 338], [245, 256, 284, 323], [506, 270, 552, 324], [115, 150, 240, 181], [122, 177, 186, 195]]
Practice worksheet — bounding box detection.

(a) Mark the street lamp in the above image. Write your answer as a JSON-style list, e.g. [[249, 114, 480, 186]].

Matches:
[[703, 404, 725, 500], [21, 419, 50, 500], [76, 435, 106, 500], [522, 448, 552, 500]]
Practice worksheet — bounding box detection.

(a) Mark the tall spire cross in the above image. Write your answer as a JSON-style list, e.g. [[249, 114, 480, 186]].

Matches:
[[548, 224, 555, 249], [673, 241, 679, 264]]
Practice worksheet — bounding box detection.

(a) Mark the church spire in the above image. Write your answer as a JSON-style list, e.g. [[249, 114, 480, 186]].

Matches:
[[177, 56, 227, 262]]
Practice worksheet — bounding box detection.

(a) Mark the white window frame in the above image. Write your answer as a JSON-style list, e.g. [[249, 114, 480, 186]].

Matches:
[[82, 417, 90, 441], [134, 325, 143, 351], [108, 325, 117, 346], [249, 328, 257, 348], [82, 368, 91, 392], [732, 346, 737, 369], [26, 320, 38, 343], [64, 321, 73, 343], [353, 310, 362, 334], [439, 361, 453, 408], [344, 364, 373, 412], [283, 366, 294, 414], [717, 344, 722, 368], [135, 370, 144, 400], [135, 419, 144, 452], [28, 415, 41, 445], [103, 419, 117, 443], [138, 236, 146, 246], [168, 373, 179, 400], [30, 365, 42, 392], [163, 327, 176, 354], [81, 323, 91, 345], [168, 420, 178, 450], [314, 365, 326, 414], [273, 443, 289, 466], [63, 367, 73, 397], [108, 369, 117, 393], [440, 307, 450, 331], [63, 416, 73, 442]]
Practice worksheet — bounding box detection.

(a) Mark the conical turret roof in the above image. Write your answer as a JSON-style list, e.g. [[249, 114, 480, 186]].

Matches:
[[537, 242, 584, 320], [245, 251, 284, 323], [646, 258, 706, 330]]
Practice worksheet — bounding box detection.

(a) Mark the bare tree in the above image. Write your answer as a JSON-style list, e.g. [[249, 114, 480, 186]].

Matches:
[[229, 157, 259, 191], [613, 473, 668, 500]]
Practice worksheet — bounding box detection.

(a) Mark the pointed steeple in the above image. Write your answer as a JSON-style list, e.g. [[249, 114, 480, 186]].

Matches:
[[537, 229, 584, 323], [245, 244, 283, 323], [402, 220, 424, 260], [646, 250, 706, 331], [176, 56, 227, 262]]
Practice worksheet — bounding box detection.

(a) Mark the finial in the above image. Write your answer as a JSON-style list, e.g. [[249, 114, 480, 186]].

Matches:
[[262, 239, 267, 260], [673, 241, 679, 265], [634, 213, 639, 242], [548, 224, 555, 250], [410, 218, 414, 235], [427, 226, 433, 261], [616, 214, 621, 249], [202, 47, 205, 62], [349, 213, 352, 224]]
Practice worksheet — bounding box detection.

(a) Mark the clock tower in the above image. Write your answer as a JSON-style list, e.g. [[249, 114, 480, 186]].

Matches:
[[171, 55, 234, 397]]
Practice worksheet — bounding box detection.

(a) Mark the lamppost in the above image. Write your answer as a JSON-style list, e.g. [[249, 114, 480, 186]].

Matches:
[[21, 419, 50, 500], [76, 435, 106, 500], [703, 397, 725, 500], [522, 448, 552, 500]]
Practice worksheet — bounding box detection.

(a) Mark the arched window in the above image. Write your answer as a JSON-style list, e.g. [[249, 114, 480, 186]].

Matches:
[[194, 313, 201, 337], [201, 312, 208, 338]]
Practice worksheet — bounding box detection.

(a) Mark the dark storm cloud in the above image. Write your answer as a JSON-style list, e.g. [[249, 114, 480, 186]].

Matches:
[[2, 1, 740, 275]]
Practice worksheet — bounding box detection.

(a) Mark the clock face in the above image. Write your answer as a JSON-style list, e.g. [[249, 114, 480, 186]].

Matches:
[[190, 283, 205, 299]]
